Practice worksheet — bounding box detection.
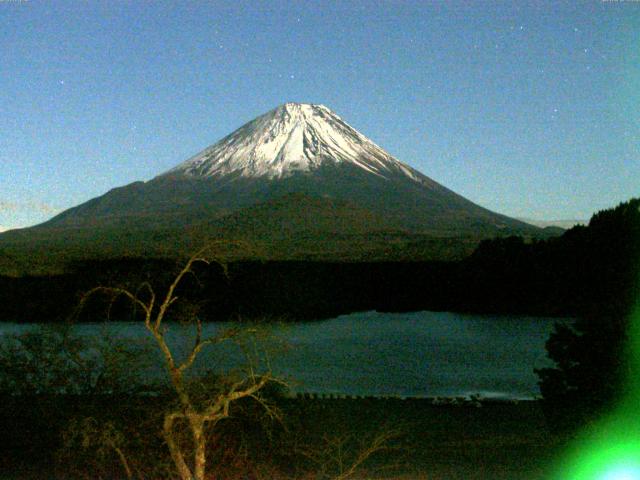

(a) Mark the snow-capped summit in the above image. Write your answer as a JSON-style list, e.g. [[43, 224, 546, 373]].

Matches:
[[165, 103, 421, 181]]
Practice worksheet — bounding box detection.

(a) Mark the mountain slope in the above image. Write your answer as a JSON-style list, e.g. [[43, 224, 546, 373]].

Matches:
[[2, 103, 545, 267]]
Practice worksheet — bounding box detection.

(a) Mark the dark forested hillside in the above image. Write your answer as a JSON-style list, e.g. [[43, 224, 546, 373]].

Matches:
[[459, 198, 639, 317], [0, 198, 637, 323]]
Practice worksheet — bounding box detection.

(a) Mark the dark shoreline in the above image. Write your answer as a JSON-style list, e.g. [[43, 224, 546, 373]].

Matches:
[[0, 258, 582, 324], [0, 394, 562, 479]]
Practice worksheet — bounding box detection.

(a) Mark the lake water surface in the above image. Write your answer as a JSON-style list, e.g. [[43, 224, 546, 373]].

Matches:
[[0, 311, 567, 400]]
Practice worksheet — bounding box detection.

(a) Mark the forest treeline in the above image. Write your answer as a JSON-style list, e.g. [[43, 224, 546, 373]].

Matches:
[[0, 198, 637, 323]]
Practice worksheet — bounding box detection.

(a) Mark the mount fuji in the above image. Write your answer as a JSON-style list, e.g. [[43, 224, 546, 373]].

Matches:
[[4, 103, 544, 263]]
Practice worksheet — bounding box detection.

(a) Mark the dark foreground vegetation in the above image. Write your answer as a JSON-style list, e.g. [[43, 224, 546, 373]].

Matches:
[[1, 393, 560, 480]]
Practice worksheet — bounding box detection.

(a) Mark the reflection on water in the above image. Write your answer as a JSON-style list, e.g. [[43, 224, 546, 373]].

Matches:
[[0, 311, 568, 399]]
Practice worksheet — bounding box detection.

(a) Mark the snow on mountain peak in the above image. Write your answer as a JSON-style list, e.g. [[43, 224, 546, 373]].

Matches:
[[164, 103, 422, 181]]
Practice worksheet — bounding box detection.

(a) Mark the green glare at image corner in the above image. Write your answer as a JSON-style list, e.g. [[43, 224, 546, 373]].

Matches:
[[557, 436, 640, 480], [554, 302, 640, 480]]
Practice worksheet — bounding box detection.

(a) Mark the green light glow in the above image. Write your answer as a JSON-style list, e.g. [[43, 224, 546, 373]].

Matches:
[[554, 292, 640, 479], [553, 420, 640, 479], [602, 464, 640, 480]]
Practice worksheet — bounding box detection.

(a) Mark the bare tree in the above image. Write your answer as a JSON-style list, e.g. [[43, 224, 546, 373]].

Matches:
[[295, 428, 402, 480], [80, 244, 279, 480]]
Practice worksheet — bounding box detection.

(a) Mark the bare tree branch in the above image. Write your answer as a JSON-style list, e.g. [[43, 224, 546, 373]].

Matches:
[[74, 242, 280, 480]]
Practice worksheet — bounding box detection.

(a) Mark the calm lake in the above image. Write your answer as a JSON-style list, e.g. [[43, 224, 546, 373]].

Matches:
[[0, 311, 567, 400]]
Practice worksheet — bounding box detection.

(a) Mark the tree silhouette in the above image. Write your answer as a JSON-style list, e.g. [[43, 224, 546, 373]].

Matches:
[[79, 243, 281, 480], [536, 198, 640, 432]]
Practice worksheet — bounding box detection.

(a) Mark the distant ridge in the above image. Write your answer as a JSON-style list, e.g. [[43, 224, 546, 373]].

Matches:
[[517, 218, 587, 229]]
